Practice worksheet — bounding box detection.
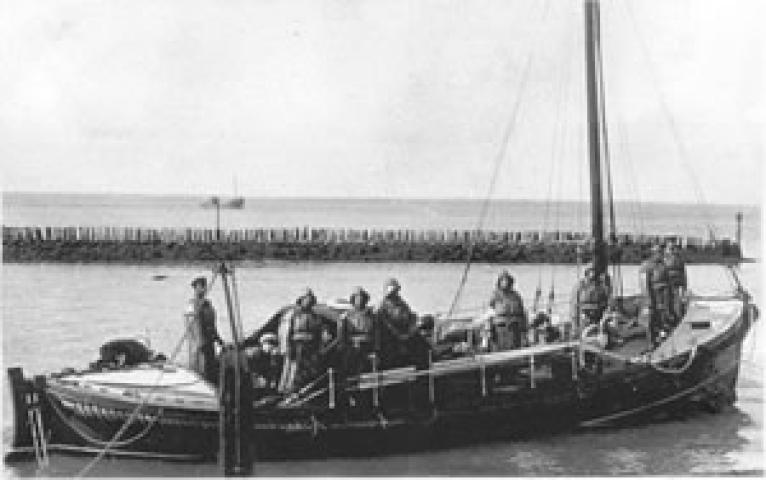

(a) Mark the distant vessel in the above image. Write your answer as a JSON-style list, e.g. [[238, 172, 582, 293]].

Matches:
[[200, 196, 220, 209], [201, 177, 244, 209], [222, 197, 244, 209], [225, 175, 245, 209]]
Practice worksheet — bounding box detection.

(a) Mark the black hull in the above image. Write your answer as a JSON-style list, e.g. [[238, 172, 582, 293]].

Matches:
[[6, 305, 750, 462]]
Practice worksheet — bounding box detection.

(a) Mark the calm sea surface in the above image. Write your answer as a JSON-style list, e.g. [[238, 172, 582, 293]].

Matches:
[[2, 193, 763, 476], [2, 193, 761, 247]]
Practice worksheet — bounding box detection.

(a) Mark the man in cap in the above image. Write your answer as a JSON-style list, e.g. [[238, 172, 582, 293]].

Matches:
[[571, 266, 609, 332], [187, 276, 223, 383], [278, 288, 329, 393], [664, 241, 688, 323], [250, 333, 282, 389], [338, 287, 378, 377], [640, 244, 671, 344], [488, 270, 528, 350], [375, 278, 421, 369]]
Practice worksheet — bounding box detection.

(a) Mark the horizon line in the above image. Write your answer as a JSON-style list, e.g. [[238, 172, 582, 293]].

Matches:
[[1, 189, 760, 210]]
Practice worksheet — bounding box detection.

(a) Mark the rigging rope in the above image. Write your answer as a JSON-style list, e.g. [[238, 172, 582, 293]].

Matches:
[[620, 0, 718, 243], [537, 14, 577, 307], [615, 117, 646, 235], [446, 0, 557, 319], [445, 54, 534, 319], [593, 11, 623, 297], [648, 345, 698, 375], [619, 0, 747, 291], [74, 269, 217, 478]]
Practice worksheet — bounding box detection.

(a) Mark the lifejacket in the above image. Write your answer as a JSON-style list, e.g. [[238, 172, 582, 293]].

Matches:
[[491, 290, 525, 320], [378, 296, 414, 333], [578, 283, 607, 313], [290, 309, 322, 343], [664, 254, 686, 287], [649, 262, 669, 290], [344, 308, 375, 346]]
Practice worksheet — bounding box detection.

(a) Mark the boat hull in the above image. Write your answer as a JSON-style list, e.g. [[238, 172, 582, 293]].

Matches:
[[5, 297, 754, 461]]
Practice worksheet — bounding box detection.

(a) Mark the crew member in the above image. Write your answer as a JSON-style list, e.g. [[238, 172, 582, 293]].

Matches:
[[601, 297, 625, 349], [572, 266, 609, 330], [278, 288, 328, 393], [376, 278, 425, 369], [187, 276, 223, 384], [530, 310, 560, 344], [488, 271, 528, 350], [640, 245, 671, 344], [664, 241, 688, 322], [339, 287, 378, 377]]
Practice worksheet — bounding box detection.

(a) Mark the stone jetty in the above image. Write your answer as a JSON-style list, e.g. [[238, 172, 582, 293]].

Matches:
[[1, 225, 742, 264]]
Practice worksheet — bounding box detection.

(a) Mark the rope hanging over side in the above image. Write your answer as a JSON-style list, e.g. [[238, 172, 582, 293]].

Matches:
[[648, 345, 698, 375], [594, 18, 623, 297]]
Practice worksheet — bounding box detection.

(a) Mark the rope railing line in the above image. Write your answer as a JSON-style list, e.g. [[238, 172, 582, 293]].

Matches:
[[47, 395, 160, 448], [648, 345, 698, 375]]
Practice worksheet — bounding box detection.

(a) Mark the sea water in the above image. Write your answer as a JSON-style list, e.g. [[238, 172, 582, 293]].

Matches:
[[1, 194, 763, 476]]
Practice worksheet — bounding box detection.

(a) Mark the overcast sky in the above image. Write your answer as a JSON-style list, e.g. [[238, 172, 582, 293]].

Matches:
[[0, 0, 762, 205]]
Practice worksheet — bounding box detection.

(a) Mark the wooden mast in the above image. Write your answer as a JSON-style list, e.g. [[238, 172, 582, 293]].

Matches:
[[583, 0, 607, 276]]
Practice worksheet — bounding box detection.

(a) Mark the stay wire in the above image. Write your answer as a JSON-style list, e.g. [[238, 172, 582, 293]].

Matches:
[[594, 5, 623, 296], [551, 20, 578, 308], [76, 270, 220, 477], [615, 113, 645, 234], [621, 0, 718, 242], [75, 321, 199, 478], [539, 18, 572, 295], [446, 53, 535, 319]]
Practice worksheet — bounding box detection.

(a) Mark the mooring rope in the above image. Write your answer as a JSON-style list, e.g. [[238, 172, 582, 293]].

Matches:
[[47, 396, 160, 448], [648, 345, 698, 375], [578, 321, 699, 375]]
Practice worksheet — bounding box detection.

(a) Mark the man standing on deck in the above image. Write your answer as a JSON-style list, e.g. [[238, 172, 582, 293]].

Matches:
[[278, 288, 328, 393], [664, 241, 688, 323], [572, 266, 609, 330], [338, 287, 378, 377], [640, 244, 671, 344], [187, 277, 224, 384], [376, 278, 427, 369], [488, 271, 528, 350]]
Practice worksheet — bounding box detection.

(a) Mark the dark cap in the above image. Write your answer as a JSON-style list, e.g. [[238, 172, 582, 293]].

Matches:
[[296, 288, 316, 307], [350, 286, 370, 305], [191, 276, 207, 288], [497, 270, 514, 285]]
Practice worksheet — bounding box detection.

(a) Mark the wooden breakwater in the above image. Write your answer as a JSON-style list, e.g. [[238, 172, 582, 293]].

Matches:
[[1, 225, 742, 264]]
